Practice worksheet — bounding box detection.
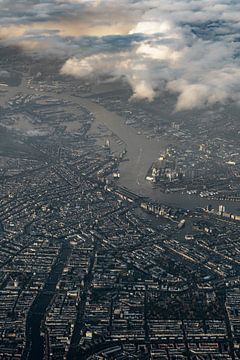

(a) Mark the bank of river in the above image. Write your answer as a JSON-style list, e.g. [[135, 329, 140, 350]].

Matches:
[[77, 99, 240, 213], [1, 79, 239, 212]]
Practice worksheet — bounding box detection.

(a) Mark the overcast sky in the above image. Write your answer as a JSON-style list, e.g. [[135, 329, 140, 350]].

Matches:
[[0, 0, 240, 110]]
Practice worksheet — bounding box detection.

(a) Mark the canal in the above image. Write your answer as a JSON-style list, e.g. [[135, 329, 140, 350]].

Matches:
[[23, 240, 71, 360]]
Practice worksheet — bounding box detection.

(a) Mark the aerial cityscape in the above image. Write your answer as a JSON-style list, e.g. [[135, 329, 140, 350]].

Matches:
[[0, 1, 240, 359]]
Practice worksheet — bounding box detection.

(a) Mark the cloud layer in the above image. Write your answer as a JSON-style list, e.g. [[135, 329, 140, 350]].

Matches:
[[1, 0, 240, 110]]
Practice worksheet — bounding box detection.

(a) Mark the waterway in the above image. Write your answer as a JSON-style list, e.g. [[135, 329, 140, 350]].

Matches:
[[23, 240, 71, 360], [78, 99, 240, 213], [1, 78, 239, 212]]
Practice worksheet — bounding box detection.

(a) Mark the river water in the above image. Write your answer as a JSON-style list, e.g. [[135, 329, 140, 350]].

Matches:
[[1, 80, 239, 212], [78, 99, 240, 213]]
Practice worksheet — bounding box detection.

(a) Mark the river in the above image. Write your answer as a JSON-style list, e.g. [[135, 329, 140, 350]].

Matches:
[[1, 79, 239, 212], [78, 99, 240, 213]]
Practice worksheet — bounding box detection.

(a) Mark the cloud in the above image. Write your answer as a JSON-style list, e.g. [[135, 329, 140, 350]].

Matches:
[[0, 0, 240, 110], [60, 53, 158, 101]]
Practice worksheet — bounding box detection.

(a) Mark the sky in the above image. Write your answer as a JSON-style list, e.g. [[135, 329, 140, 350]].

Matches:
[[0, 0, 240, 110]]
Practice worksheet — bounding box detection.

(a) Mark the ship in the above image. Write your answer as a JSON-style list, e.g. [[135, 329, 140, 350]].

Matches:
[[178, 219, 186, 229]]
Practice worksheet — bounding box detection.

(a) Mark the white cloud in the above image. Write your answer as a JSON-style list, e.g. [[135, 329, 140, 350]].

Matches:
[[1, 0, 240, 110]]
